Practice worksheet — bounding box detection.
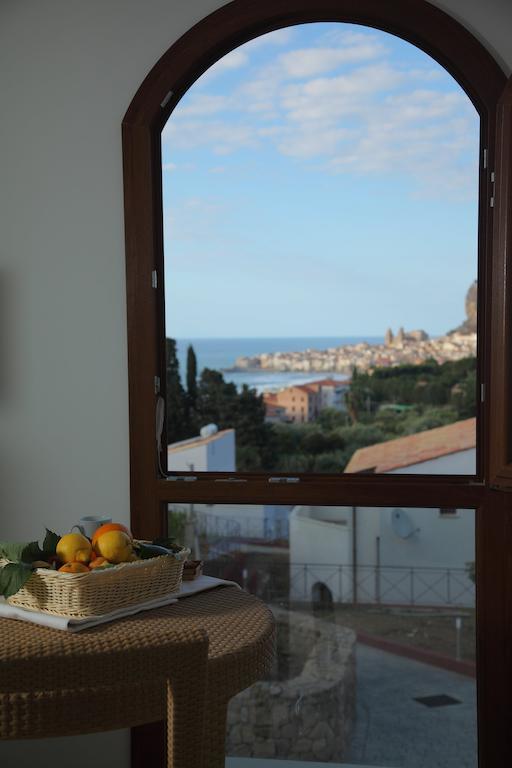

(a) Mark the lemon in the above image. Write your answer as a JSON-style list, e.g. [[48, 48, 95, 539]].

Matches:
[[94, 530, 134, 564], [56, 533, 92, 564]]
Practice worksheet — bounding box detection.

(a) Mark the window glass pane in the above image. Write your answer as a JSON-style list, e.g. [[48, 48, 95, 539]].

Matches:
[[162, 22, 479, 475], [168, 502, 476, 767]]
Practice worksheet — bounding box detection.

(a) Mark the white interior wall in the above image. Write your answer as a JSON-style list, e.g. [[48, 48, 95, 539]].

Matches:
[[1, 1, 511, 766]]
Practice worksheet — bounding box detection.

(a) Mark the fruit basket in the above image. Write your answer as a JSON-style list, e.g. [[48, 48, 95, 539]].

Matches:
[[0, 541, 190, 618]]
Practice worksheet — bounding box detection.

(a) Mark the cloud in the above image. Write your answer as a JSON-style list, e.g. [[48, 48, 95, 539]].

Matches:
[[195, 49, 249, 87], [277, 125, 353, 158], [241, 28, 294, 50], [164, 119, 260, 154], [194, 29, 293, 87], [280, 64, 404, 122], [174, 93, 229, 117], [162, 27, 479, 199], [277, 41, 386, 78]]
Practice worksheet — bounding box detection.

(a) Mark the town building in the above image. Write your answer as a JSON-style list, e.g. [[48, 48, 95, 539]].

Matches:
[[167, 427, 235, 473], [261, 394, 288, 424], [167, 427, 290, 543], [306, 378, 350, 411], [273, 384, 319, 423], [289, 418, 476, 606], [263, 378, 349, 423]]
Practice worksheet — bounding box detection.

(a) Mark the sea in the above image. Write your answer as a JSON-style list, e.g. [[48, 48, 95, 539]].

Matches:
[[176, 337, 383, 393]]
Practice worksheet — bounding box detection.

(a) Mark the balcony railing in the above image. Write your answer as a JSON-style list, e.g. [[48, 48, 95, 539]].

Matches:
[[206, 557, 474, 608]]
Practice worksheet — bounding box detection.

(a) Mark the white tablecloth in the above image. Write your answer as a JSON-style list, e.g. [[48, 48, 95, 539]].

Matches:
[[0, 575, 240, 631]]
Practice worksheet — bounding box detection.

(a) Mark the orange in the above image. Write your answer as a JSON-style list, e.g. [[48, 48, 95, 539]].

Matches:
[[92, 523, 132, 549], [89, 557, 110, 569], [58, 562, 90, 573]]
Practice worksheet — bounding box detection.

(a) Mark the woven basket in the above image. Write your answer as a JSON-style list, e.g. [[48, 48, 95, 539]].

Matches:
[[1, 543, 190, 618]]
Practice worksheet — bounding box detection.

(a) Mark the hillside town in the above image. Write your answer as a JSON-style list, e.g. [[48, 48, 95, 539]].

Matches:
[[231, 327, 476, 375], [232, 281, 477, 375]]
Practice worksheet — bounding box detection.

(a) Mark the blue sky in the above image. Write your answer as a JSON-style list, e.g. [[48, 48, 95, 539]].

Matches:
[[161, 23, 479, 339]]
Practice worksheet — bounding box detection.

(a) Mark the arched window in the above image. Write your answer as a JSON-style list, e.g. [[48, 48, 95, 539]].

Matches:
[[123, 1, 512, 765]]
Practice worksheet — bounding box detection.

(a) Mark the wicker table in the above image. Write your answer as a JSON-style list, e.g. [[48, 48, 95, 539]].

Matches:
[[0, 585, 275, 768]]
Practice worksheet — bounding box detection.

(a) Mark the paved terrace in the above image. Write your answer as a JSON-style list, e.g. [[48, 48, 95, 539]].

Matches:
[[227, 640, 477, 768]]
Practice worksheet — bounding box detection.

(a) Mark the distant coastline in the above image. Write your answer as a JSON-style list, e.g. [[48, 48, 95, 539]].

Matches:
[[174, 332, 476, 393], [176, 336, 382, 374], [229, 331, 476, 376], [175, 336, 381, 394]]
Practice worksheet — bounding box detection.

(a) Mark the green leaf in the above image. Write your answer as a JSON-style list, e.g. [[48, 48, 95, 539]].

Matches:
[[0, 541, 30, 562], [0, 562, 33, 599], [0, 540, 46, 563], [137, 543, 172, 560], [152, 537, 181, 553], [20, 541, 45, 564], [42, 529, 60, 556]]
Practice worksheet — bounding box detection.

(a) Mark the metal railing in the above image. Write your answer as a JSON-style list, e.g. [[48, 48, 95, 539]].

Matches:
[[288, 562, 474, 607], [195, 512, 289, 543], [206, 557, 475, 608]]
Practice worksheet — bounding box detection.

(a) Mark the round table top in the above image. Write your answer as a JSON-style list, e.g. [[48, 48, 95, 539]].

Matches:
[[0, 585, 275, 740]]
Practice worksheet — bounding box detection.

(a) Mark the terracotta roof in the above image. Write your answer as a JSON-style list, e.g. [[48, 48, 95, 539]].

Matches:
[[344, 417, 476, 473], [307, 378, 350, 389], [296, 384, 318, 394], [274, 385, 314, 398], [167, 428, 234, 453]]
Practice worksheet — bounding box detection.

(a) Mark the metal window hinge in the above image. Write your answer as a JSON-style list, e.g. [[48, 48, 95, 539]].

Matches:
[[483, 148, 488, 169], [167, 475, 198, 482], [215, 477, 248, 483], [160, 90, 173, 109], [151, 270, 158, 288], [490, 171, 495, 208], [268, 477, 300, 484], [154, 375, 161, 394], [481, 383, 485, 403]]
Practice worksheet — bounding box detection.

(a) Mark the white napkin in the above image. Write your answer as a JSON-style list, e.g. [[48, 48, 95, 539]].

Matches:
[[0, 575, 240, 632]]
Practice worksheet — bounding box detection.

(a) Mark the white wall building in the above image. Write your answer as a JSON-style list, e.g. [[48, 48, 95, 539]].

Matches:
[[167, 429, 290, 541], [290, 418, 476, 606], [313, 378, 351, 411], [167, 428, 236, 473]]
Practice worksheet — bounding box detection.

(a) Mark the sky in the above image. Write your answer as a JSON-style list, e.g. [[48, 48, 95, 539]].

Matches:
[[161, 23, 479, 339]]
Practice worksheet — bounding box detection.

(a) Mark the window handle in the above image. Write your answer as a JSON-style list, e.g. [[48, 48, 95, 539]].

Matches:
[[268, 477, 300, 484], [215, 477, 248, 483]]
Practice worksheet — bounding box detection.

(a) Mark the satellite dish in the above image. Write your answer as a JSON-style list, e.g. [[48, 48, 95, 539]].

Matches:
[[391, 508, 418, 539], [200, 423, 218, 438]]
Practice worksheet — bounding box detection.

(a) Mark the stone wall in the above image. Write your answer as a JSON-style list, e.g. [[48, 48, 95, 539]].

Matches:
[[226, 606, 356, 762]]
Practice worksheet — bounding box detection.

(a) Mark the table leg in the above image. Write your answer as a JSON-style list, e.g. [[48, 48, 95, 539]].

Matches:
[[202, 695, 229, 768], [166, 643, 208, 768]]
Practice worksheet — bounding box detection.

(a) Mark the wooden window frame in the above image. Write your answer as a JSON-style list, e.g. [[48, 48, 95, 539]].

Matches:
[[122, 1, 512, 765]]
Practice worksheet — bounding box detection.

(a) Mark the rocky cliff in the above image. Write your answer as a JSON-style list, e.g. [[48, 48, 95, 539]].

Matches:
[[449, 280, 477, 335]]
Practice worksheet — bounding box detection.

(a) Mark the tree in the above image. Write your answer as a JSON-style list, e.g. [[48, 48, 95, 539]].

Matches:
[[165, 338, 187, 443], [235, 385, 276, 469], [195, 369, 276, 470], [185, 344, 199, 434], [196, 368, 237, 427], [186, 345, 198, 408]]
